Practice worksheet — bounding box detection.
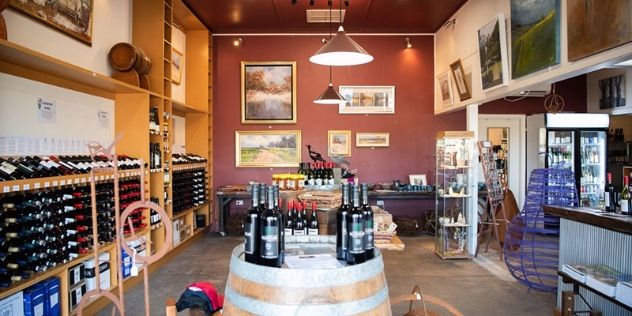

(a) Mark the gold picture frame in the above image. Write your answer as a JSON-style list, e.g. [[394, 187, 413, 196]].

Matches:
[[450, 59, 472, 102], [328, 130, 351, 157], [235, 130, 301, 167], [171, 48, 184, 85], [356, 133, 390, 148], [241, 61, 297, 124]]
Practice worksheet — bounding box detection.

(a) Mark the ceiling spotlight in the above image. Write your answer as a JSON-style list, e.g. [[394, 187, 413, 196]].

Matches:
[[233, 38, 242, 46], [405, 38, 411, 49], [322, 38, 329, 43], [328, 0, 332, 6], [310, 0, 315, 5], [292, 0, 297, 4], [443, 18, 457, 29], [344, 0, 349, 6]]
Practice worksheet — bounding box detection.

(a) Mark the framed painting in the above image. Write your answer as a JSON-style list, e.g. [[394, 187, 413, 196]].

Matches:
[[510, 0, 560, 79], [598, 75, 627, 109], [450, 59, 472, 102], [437, 71, 453, 108], [409, 174, 427, 186], [567, 0, 632, 61], [171, 48, 184, 85], [10, 0, 94, 45], [338, 86, 395, 114], [356, 133, 389, 148], [241, 61, 297, 124], [235, 130, 301, 167], [478, 13, 509, 91], [328, 130, 351, 157]]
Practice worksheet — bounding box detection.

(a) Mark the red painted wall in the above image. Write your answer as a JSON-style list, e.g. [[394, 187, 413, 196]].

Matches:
[[213, 35, 464, 190]]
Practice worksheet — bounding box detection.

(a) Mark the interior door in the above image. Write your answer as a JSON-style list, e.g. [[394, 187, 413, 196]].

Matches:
[[478, 114, 526, 209]]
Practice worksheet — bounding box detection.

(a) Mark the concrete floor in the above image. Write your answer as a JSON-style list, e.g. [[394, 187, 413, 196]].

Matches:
[[96, 232, 557, 315]]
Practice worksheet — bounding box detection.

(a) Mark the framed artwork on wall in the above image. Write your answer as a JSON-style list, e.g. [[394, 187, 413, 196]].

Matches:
[[338, 86, 395, 114], [235, 130, 301, 167], [478, 13, 509, 91], [171, 48, 184, 85], [241, 61, 297, 124], [450, 59, 472, 102], [327, 130, 351, 157], [10, 0, 94, 45], [437, 71, 453, 108], [409, 174, 427, 186], [356, 133, 389, 148]]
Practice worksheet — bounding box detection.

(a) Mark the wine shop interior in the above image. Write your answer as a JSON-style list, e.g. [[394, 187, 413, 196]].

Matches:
[[1, 0, 632, 315]]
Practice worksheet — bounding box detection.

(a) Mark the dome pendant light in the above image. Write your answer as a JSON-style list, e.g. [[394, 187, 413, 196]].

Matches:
[[309, 0, 373, 66], [314, 1, 348, 104]]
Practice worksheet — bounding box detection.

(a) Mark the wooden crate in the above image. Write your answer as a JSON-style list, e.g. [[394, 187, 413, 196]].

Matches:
[[316, 208, 337, 235]]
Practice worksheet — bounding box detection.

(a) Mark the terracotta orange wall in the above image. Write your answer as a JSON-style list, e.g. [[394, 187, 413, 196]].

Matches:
[[213, 35, 464, 192]]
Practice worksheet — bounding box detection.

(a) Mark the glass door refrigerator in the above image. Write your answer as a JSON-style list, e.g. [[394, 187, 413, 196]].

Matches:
[[527, 113, 610, 207]]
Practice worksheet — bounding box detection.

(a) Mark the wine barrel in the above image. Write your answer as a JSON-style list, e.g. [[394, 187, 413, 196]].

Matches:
[[134, 47, 151, 75], [223, 242, 392, 315], [108, 43, 139, 72]]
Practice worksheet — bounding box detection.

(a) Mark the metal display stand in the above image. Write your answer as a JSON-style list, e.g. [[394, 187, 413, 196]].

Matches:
[[477, 141, 508, 260]]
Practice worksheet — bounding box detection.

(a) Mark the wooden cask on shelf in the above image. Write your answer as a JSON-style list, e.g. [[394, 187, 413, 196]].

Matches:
[[223, 243, 392, 315]]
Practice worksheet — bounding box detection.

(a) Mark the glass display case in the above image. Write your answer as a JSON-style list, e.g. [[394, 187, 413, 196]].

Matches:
[[435, 131, 475, 259]]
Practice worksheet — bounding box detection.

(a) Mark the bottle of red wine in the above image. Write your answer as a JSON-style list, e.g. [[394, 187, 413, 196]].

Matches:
[[336, 183, 350, 260], [308, 201, 319, 236], [285, 201, 295, 236], [293, 201, 305, 236], [361, 183, 374, 260], [244, 185, 261, 264], [346, 184, 366, 265], [259, 186, 283, 268], [605, 173, 616, 212]]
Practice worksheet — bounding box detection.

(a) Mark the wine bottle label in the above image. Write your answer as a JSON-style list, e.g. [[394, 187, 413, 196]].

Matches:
[[341, 224, 348, 251], [621, 200, 629, 214], [349, 224, 365, 253], [284, 228, 293, 235], [308, 228, 318, 235], [293, 229, 304, 236], [261, 227, 279, 258]]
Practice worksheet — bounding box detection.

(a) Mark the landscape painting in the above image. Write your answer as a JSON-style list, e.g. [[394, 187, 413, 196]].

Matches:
[[567, 0, 632, 62], [478, 13, 509, 91], [241, 61, 297, 124], [510, 0, 560, 79], [235, 130, 301, 167]]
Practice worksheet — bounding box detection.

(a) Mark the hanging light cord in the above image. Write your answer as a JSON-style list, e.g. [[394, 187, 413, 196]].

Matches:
[[328, 2, 333, 83]]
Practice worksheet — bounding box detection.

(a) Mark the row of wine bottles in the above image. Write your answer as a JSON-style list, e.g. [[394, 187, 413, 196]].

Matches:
[[0, 155, 146, 181], [0, 177, 146, 286], [243, 182, 375, 268], [297, 161, 336, 186], [604, 172, 632, 215], [172, 167, 207, 216]]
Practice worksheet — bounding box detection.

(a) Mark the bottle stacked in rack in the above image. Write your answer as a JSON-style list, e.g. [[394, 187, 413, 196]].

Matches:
[[171, 154, 207, 216], [149, 197, 163, 229]]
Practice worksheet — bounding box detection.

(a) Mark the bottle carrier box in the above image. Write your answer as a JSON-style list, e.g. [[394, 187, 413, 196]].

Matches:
[[84, 252, 111, 291]]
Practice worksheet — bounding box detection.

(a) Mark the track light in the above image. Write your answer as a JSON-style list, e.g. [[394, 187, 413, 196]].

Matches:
[[291, 0, 297, 4], [405, 38, 411, 49], [443, 18, 457, 28], [310, 0, 315, 5], [328, 0, 332, 6], [233, 38, 242, 46], [344, 0, 349, 6], [322, 38, 329, 43]]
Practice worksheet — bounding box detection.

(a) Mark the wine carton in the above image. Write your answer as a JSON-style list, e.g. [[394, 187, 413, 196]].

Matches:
[[121, 249, 132, 278], [23, 282, 46, 316], [41, 277, 61, 316], [68, 281, 86, 312], [67, 263, 85, 288], [84, 252, 111, 291], [0, 291, 24, 316]]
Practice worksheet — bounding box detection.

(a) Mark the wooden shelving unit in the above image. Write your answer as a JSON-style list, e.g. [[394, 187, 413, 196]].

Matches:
[[0, 0, 213, 313]]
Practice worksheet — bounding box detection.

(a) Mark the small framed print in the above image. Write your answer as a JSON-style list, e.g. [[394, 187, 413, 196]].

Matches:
[[356, 133, 390, 148], [450, 59, 472, 102], [338, 86, 395, 114], [328, 130, 351, 157]]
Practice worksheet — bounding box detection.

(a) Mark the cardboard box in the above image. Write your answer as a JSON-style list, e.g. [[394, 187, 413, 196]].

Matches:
[[316, 208, 337, 235], [84, 252, 111, 291], [121, 249, 132, 278], [68, 282, 86, 313], [0, 291, 24, 316], [23, 282, 46, 316], [173, 220, 181, 246], [68, 263, 85, 289], [41, 277, 61, 316]]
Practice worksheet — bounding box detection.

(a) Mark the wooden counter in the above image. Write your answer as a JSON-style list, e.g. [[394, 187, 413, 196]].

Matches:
[[543, 205, 632, 236]]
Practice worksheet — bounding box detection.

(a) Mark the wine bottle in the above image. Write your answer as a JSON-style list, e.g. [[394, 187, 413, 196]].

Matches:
[[285, 201, 294, 236], [259, 186, 282, 268], [293, 201, 305, 236], [347, 184, 365, 265], [272, 184, 285, 263], [621, 176, 631, 215], [605, 173, 616, 212], [300, 200, 308, 235], [244, 185, 261, 264], [361, 183, 374, 259], [308, 201, 319, 236], [257, 183, 267, 213], [336, 183, 350, 260]]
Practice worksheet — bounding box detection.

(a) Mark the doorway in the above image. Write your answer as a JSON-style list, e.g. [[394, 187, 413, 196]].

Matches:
[[478, 114, 526, 208]]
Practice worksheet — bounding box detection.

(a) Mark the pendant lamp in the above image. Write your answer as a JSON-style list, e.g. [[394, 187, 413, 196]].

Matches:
[[313, 1, 348, 104], [309, 0, 373, 66]]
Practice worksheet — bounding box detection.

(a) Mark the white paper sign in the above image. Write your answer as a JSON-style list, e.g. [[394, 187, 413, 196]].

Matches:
[[36, 97, 57, 123]]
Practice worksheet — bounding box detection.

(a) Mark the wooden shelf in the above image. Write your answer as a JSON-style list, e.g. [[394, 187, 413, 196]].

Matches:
[[0, 169, 144, 193], [172, 201, 210, 220], [558, 271, 632, 312]]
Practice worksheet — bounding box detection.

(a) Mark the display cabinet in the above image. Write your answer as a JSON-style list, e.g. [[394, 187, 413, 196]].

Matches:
[[435, 131, 475, 259]]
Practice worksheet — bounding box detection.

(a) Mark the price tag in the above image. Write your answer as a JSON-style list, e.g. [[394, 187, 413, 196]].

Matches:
[[74, 178, 80, 184], [53, 181, 58, 186], [44, 182, 50, 188], [23, 184, 30, 190], [81, 178, 86, 183], [12, 185, 19, 192], [34, 183, 41, 189], [126, 172, 130, 177], [60, 180, 66, 186], [100, 175, 104, 181], [3, 186, 9, 193]]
